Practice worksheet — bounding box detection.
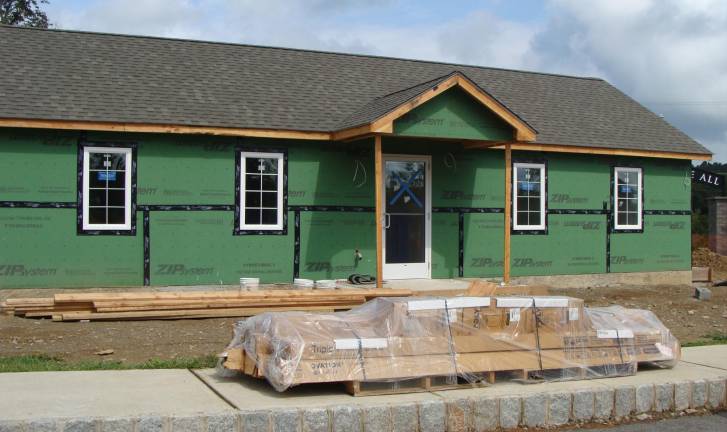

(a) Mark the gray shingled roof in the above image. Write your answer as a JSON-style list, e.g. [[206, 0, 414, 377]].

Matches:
[[0, 25, 711, 155]]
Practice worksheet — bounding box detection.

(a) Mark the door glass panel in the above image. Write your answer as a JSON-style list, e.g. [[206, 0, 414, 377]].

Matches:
[[385, 161, 425, 214], [386, 214, 425, 263], [385, 160, 426, 264]]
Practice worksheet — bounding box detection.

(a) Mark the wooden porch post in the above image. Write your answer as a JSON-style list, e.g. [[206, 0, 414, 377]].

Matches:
[[374, 135, 384, 288], [504, 142, 512, 284]]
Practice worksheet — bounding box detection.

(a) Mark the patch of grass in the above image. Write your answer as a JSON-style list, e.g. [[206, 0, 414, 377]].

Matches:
[[682, 333, 727, 347], [0, 354, 218, 373]]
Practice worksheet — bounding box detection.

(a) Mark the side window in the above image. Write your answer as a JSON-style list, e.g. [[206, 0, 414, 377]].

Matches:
[[513, 162, 546, 231], [81, 146, 134, 232], [237, 151, 285, 232], [613, 167, 642, 230]]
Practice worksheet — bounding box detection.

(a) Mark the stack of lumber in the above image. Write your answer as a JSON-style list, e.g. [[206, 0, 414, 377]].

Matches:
[[0, 288, 412, 322], [223, 295, 680, 394]]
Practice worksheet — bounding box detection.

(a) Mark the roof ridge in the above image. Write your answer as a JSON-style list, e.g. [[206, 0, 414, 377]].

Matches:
[[372, 71, 461, 100], [0, 24, 604, 82]]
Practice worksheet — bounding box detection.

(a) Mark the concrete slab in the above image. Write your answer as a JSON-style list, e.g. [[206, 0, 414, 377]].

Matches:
[[681, 345, 727, 371], [0, 369, 232, 420], [595, 362, 727, 388], [197, 352, 727, 413], [194, 369, 443, 410]]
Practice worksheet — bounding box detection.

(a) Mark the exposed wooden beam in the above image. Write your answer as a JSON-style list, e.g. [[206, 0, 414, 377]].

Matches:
[[1, 117, 710, 161], [504, 143, 512, 284], [480, 141, 711, 161], [0, 118, 331, 141], [374, 135, 384, 288]]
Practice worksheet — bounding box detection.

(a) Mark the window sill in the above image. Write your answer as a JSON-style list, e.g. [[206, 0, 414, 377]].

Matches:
[[511, 227, 548, 235], [234, 227, 288, 236]]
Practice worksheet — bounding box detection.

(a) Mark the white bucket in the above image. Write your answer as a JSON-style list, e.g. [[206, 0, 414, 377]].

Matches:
[[315, 279, 337, 289], [293, 278, 315, 289], [240, 277, 260, 290]]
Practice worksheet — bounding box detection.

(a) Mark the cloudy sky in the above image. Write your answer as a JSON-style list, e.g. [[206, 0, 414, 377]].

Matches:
[[46, 0, 727, 161]]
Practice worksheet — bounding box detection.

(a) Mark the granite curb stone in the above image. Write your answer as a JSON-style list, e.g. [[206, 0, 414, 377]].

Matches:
[[498, 396, 521, 430], [417, 400, 445, 432], [634, 384, 655, 413], [362, 405, 390, 432], [654, 383, 674, 412], [473, 397, 498, 431], [391, 404, 417, 432], [331, 406, 361, 432], [522, 393, 547, 427], [547, 392, 571, 426], [593, 388, 615, 420], [301, 408, 328, 432], [674, 381, 691, 411], [614, 385, 635, 418], [707, 377, 726, 408], [572, 389, 595, 421], [445, 398, 472, 432], [170, 415, 204, 432], [272, 409, 301, 432], [242, 411, 271, 432]]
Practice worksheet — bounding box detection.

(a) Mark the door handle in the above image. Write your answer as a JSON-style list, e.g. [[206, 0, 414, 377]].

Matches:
[[384, 213, 391, 229]]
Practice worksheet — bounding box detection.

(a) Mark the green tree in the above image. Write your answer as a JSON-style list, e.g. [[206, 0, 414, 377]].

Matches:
[[0, 0, 50, 28]]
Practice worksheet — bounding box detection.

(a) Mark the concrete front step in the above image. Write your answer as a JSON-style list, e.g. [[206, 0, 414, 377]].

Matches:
[[0, 346, 725, 431]]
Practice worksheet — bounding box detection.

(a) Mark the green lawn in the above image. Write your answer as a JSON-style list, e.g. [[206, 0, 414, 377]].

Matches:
[[681, 333, 727, 348], [0, 354, 218, 373]]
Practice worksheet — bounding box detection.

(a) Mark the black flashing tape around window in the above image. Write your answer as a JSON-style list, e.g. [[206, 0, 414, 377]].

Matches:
[[0, 201, 76, 208], [458, 212, 464, 278], [77, 141, 138, 236], [644, 210, 691, 216], [234, 146, 288, 236], [294, 210, 301, 278], [289, 205, 375, 212], [548, 209, 608, 215], [143, 210, 150, 286], [433, 207, 504, 213], [137, 205, 234, 211], [606, 211, 612, 273]]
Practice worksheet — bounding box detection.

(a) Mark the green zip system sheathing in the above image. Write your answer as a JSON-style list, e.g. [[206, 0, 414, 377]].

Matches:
[[393, 87, 513, 141], [0, 208, 143, 287], [0, 128, 693, 288], [150, 211, 294, 285]]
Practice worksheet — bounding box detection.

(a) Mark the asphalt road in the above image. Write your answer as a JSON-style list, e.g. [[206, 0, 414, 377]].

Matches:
[[585, 412, 727, 431]]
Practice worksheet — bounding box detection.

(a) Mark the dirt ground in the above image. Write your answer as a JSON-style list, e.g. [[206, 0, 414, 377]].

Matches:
[[550, 284, 727, 343], [1, 281, 725, 365]]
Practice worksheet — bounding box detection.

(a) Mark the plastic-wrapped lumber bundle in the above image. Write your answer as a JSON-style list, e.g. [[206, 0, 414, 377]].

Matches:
[[222, 296, 679, 392], [585, 305, 680, 369]]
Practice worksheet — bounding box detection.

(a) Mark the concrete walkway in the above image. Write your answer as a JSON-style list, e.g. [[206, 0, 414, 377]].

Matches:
[[0, 346, 725, 431]]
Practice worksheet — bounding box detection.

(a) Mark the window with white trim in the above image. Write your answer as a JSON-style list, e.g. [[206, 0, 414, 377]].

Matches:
[[239, 151, 284, 231], [613, 167, 642, 230], [513, 162, 546, 230], [82, 146, 133, 231]]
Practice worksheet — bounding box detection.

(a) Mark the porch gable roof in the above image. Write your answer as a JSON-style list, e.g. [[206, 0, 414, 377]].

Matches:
[[334, 71, 537, 142]]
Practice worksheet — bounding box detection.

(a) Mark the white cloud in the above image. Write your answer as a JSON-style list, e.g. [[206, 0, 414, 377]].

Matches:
[[529, 0, 727, 159]]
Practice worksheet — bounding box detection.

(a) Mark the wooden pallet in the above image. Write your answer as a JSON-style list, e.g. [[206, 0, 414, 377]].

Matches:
[[342, 364, 634, 396], [345, 373, 490, 396]]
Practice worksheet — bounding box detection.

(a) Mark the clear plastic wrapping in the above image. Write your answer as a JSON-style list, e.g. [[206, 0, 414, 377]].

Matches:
[[223, 296, 680, 392]]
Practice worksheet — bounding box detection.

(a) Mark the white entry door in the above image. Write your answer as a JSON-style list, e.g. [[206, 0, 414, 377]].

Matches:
[[382, 154, 432, 279]]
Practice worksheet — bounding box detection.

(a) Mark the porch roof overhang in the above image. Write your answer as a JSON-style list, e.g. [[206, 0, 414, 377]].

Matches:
[[331, 71, 538, 142]]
